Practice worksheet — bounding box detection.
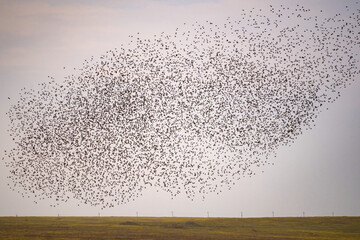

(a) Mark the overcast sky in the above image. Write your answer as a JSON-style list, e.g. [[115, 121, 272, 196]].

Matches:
[[0, 0, 359, 217]]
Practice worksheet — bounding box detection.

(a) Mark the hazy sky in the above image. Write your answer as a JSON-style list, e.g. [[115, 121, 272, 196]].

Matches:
[[0, 0, 359, 217]]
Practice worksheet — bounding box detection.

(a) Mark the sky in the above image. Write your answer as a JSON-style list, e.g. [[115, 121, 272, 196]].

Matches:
[[0, 0, 359, 217]]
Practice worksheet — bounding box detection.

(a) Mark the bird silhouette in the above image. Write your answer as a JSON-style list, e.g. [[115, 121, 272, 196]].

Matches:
[[3, 3, 360, 208]]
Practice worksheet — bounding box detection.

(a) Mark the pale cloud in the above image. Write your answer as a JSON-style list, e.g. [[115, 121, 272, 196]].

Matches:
[[0, 1, 118, 36], [152, 0, 218, 6], [0, 0, 225, 67], [0, 0, 359, 218], [0, 47, 27, 67], [0, 1, 132, 67]]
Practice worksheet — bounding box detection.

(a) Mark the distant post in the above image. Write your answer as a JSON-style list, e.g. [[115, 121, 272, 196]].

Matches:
[[332, 211, 334, 217], [303, 211, 305, 217], [171, 211, 174, 217], [136, 212, 138, 217], [241, 211, 243, 218]]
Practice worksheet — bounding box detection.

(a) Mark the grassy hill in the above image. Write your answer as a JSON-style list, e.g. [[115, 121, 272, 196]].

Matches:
[[0, 216, 359, 239]]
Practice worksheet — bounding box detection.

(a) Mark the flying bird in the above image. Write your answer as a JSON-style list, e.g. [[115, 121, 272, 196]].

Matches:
[[3, 3, 360, 208]]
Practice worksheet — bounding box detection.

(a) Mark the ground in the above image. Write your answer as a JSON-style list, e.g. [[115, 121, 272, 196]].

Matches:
[[0, 216, 359, 239]]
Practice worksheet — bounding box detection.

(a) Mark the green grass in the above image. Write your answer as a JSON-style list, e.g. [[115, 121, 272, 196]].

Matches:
[[0, 216, 359, 239]]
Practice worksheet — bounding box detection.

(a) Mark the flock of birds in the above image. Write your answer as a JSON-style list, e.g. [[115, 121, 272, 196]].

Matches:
[[3, 3, 360, 208]]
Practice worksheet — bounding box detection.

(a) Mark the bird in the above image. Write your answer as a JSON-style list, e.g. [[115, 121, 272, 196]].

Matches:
[[3, 2, 360, 208]]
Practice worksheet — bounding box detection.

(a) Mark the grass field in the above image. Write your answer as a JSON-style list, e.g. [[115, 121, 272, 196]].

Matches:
[[0, 216, 359, 240]]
